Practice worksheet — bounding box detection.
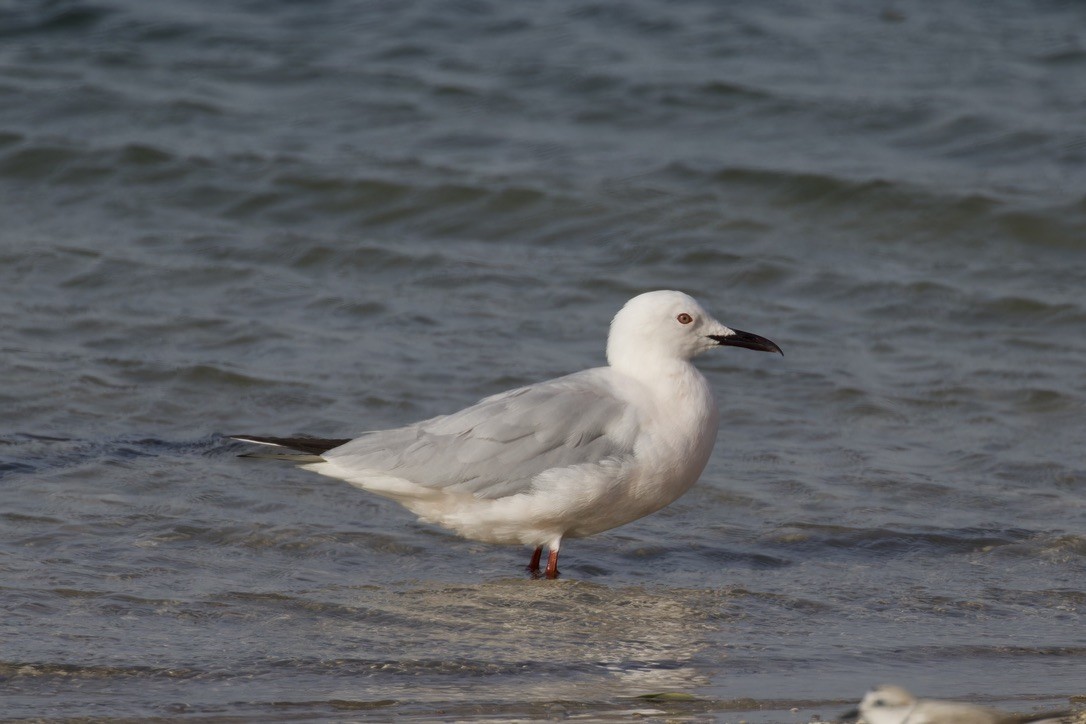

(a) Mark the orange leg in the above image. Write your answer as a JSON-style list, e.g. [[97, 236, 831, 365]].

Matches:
[[527, 546, 543, 573], [544, 549, 560, 579]]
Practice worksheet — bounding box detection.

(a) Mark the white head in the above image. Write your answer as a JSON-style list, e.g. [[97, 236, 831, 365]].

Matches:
[[605, 290, 781, 373], [857, 685, 918, 724]]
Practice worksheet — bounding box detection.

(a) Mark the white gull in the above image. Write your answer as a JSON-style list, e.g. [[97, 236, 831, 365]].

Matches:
[[844, 685, 1072, 724], [233, 290, 782, 578]]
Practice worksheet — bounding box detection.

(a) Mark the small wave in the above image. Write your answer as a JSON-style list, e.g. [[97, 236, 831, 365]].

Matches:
[[270, 698, 398, 712], [763, 523, 1034, 558], [653, 160, 1069, 240], [0, 661, 199, 680], [0, 145, 83, 182], [633, 79, 773, 111], [885, 643, 1086, 663], [0, 139, 192, 188], [0, 434, 229, 480], [997, 205, 1086, 250], [706, 164, 898, 205], [982, 533, 1086, 562], [0, 4, 112, 39], [621, 543, 790, 571]]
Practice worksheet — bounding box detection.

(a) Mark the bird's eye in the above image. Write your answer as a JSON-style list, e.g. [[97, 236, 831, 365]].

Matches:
[[873, 699, 885, 707], [677, 313, 693, 325]]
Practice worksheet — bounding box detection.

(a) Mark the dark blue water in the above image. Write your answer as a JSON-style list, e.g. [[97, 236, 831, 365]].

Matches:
[[2, 1, 1084, 720]]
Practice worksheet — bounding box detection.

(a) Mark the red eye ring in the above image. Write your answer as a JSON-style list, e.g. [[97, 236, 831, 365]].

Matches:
[[677, 313, 693, 325]]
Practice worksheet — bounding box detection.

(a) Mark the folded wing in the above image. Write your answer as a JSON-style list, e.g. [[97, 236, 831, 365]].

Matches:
[[323, 368, 641, 499]]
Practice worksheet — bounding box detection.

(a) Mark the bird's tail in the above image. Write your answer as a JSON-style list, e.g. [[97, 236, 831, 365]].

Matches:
[[230, 435, 350, 462]]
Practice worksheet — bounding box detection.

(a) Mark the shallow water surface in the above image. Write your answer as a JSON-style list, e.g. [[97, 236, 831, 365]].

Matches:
[[2, 0, 1085, 720]]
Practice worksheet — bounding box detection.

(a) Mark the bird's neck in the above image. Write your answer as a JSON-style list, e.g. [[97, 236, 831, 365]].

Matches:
[[608, 353, 696, 386], [611, 355, 717, 428], [612, 355, 719, 503]]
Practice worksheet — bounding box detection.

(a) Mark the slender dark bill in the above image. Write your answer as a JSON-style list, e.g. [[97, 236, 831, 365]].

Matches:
[[708, 329, 783, 355]]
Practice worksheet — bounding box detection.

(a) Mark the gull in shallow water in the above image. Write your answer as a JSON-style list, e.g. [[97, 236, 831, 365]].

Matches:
[[233, 290, 782, 579], [843, 685, 1072, 724]]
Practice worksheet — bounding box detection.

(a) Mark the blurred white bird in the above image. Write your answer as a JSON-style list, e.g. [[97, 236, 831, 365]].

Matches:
[[844, 684, 1073, 724], [233, 290, 781, 578]]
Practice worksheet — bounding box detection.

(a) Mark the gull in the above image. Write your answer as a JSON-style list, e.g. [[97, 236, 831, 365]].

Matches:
[[232, 290, 782, 579], [843, 685, 1073, 724]]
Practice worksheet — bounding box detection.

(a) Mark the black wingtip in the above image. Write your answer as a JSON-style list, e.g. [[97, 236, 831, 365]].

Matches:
[[230, 435, 350, 455]]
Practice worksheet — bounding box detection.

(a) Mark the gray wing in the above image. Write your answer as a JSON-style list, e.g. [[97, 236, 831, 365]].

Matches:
[[322, 368, 640, 499]]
